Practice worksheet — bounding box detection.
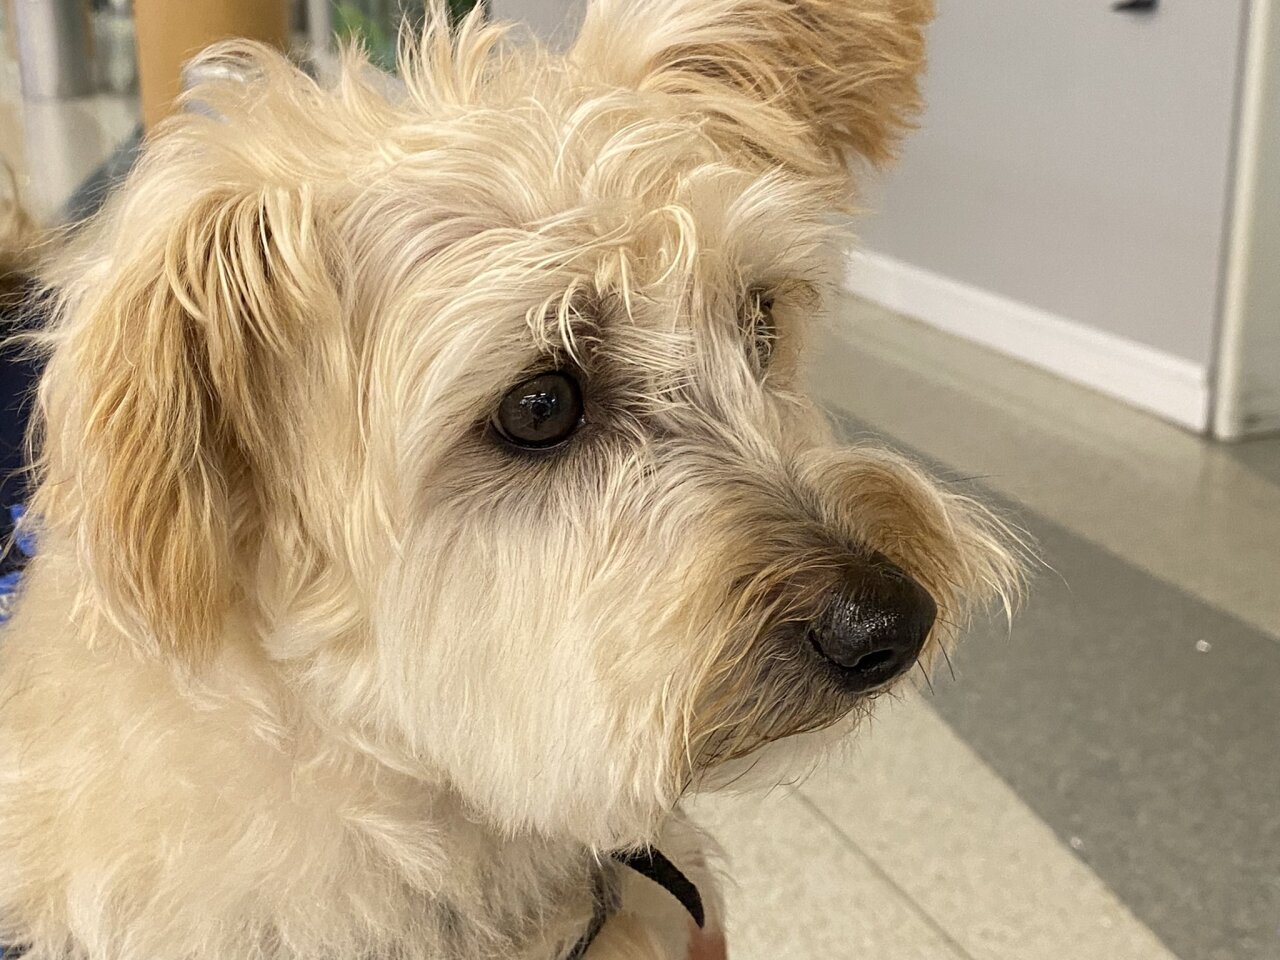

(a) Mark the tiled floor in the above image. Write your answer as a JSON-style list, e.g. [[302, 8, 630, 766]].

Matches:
[[691, 298, 1280, 960]]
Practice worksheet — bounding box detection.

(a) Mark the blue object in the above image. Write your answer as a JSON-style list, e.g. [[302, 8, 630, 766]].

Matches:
[[0, 504, 34, 624]]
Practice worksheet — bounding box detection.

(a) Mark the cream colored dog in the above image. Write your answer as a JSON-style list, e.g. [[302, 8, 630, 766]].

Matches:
[[0, 1, 1019, 957]]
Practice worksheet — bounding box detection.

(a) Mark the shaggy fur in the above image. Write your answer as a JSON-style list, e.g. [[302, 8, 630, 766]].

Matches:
[[0, 1, 1021, 958]]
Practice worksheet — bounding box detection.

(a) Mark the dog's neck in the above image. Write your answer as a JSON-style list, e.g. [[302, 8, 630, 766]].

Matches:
[[0, 558, 606, 960]]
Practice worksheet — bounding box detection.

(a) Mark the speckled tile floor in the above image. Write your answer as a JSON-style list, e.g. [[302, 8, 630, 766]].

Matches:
[[690, 297, 1280, 960]]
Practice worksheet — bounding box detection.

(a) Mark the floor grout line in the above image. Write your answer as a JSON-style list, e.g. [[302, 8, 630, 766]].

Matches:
[[789, 787, 979, 960]]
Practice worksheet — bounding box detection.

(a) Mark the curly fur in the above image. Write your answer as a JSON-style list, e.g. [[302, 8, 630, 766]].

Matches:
[[0, 2, 1021, 958]]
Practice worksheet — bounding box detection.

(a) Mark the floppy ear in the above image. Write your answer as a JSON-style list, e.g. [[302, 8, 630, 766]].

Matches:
[[572, 0, 932, 172], [35, 173, 337, 664]]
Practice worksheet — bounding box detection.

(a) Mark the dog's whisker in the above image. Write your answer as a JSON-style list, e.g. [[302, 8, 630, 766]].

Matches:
[[940, 645, 958, 683], [915, 659, 935, 696]]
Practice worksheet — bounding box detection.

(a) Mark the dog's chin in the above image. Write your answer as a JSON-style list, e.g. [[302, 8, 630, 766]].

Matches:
[[688, 709, 867, 794], [684, 621, 932, 794], [684, 620, 890, 764], [684, 686, 873, 792]]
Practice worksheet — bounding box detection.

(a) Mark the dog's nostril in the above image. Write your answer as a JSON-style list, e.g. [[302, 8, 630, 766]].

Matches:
[[849, 648, 896, 673]]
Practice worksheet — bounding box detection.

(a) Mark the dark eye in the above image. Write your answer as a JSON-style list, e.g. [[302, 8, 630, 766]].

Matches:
[[747, 289, 776, 369], [491, 371, 584, 450]]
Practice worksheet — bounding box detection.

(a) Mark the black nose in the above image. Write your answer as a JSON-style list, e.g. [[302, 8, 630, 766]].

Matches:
[[806, 555, 937, 693]]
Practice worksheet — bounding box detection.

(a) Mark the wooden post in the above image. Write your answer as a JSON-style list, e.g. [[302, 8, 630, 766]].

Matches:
[[133, 0, 290, 130]]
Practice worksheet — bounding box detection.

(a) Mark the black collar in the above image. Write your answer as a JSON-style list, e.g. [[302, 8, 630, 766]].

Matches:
[[563, 846, 704, 959], [612, 847, 705, 929]]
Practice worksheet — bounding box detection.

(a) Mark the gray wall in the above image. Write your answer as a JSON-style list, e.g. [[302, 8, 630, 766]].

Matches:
[[859, 1, 1249, 367], [489, 0, 584, 47]]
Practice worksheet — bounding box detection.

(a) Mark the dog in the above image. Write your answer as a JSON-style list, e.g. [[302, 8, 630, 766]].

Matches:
[[0, 1, 1020, 957]]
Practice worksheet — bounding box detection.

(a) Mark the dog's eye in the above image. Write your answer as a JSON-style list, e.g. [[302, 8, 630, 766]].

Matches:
[[746, 289, 776, 369], [492, 371, 584, 450]]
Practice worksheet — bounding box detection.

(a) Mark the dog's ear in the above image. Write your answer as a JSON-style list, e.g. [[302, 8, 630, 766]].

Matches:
[[36, 172, 338, 665], [571, 0, 932, 173]]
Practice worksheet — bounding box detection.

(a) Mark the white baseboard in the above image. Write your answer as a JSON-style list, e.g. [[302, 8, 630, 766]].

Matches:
[[844, 251, 1211, 432]]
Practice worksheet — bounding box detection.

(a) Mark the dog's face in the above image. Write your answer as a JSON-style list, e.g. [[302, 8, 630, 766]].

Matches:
[[36, 0, 1018, 846]]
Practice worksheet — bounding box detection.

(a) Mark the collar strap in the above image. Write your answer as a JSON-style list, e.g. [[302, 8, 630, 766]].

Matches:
[[612, 847, 705, 929], [562, 845, 704, 960]]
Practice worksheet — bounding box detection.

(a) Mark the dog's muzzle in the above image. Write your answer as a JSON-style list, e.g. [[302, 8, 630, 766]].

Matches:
[[804, 553, 936, 693]]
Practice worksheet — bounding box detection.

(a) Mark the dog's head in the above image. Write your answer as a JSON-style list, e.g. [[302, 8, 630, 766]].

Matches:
[[35, 0, 1019, 846]]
